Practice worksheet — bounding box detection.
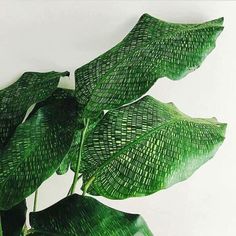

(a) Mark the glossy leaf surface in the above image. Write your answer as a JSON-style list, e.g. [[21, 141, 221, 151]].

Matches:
[[75, 14, 223, 117], [0, 71, 69, 148], [28, 194, 152, 236], [0, 200, 27, 236], [0, 97, 77, 210], [79, 96, 226, 199]]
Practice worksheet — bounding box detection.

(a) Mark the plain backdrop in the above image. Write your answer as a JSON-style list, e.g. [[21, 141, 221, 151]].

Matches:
[[0, 1, 236, 235]]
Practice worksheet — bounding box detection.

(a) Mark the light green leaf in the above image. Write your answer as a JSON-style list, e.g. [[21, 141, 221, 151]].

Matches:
[[79, 96, 226, 199], [0, 200, 27, 236], [0, 97, 78, 210], [75, 14, 223, 117], [0, 71, 69, 148], [28, 194, 152, 236]]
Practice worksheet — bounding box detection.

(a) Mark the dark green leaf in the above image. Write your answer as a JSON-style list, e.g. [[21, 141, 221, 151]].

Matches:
[[78, 96, 226, 199], [57, 109, 104, 176], [0, 71, 69, 148], [0, 200, 27, 236], [28, 194, 152, 236], [56, 129, 82, 175], [0, 97, 78, 210], [32, 87, 77, 176], [75, 14, 223, 117]]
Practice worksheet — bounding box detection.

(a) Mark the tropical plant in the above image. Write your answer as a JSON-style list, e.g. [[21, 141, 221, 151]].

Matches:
[[0, 13, 226, 235]]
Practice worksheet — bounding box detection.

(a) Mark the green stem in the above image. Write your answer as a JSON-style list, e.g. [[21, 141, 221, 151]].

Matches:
[[0, 215, 3, 236], [21, 224, 28, 236], [67, 174, 83, 196], [82, 176, 95, 196], [70, 118, 90, 195], [33, 189, 38, 212]]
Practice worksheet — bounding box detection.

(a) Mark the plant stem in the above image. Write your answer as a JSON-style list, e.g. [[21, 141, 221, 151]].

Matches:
[[0, 215, 3, 236], [83, 176, 95, 196], [70, 118, 90, 195], [67, 174, 83, 196], [33, 189, 38, 212], [21, 224, 28, 236]]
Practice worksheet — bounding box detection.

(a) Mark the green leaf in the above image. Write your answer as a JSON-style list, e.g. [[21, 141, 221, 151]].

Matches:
[[56, 129, 82, 175], [57, 109, 104, 176], [0, 97, 78, 210], [79, 96, 226, 199], [0, 71, 69, 148], [28, 194, 153, 236], [0, 200, 27, 236], [34, 87, 77, 176], [74, 14, 223, 117]]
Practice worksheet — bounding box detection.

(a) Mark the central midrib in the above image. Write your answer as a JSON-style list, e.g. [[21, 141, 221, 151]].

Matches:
[[84, 118, 188, 183]]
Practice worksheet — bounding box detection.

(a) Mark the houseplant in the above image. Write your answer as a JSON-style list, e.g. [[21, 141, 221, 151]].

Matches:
[[0, 13, 226, 235]]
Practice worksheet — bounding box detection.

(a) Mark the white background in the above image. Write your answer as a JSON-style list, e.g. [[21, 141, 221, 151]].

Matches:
[[0, 1, 236, 235]]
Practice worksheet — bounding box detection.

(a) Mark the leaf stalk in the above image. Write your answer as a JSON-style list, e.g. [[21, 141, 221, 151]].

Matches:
[[70, 118, 90, 194], [33, 189, 38, 212], [83, 176, 95, 196]]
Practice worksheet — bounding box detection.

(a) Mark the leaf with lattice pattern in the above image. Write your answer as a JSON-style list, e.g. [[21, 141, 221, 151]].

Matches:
[[27, 194, 152, 236], [78, 96, 226, 199], [0, 71, 69, 148], [0, 200, 27, 236], [31, 87, 77, 176], [0, 97, 78, 210], [57, 129, 82, 176], [74, 14, 223, 118], [57, 113, 105, 175]]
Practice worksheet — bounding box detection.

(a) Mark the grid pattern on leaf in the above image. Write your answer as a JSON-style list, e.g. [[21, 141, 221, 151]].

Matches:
[[75, 14, 223, 117], [61, 111, 104, 175], [80, 96, 226, 199], [0, 71, 66, 148], [29, 194, 153, 236], [0, 99, 77, 210]]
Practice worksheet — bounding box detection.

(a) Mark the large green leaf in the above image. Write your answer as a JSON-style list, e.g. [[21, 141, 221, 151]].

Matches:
[[75, 14, 223, 117], [0, 97, 78, 210], [0, 71, 69, 148], [28, 194, 152, 236], [78, 96, 226, 199], [30, 87, 78, 176], [0, 200, 27, 236]]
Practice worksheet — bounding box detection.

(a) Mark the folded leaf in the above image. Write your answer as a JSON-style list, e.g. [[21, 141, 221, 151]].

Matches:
[[28, 194, 152, 236], [75, 14, 223, 117], [79, 96, 226, 199], [0, 71, 69, 148], [0, 200, 27, 236], [0, 97, 77, 210]]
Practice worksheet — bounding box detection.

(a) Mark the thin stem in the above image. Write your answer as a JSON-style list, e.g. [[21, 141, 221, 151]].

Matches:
[[83, 176, 95, 196], [70, 118, 90, 195], [21, 224, 28, 236], [33, 189, 38, 212], [67, 174, 83, 196], [0, 215, 3, 236]]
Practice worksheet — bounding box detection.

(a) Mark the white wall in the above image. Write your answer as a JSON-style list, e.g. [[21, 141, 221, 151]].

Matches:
[[0, 1, 235, 235]]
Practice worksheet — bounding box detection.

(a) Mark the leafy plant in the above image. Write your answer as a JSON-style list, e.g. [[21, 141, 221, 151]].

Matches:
[[0, 14, 226, 235]]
